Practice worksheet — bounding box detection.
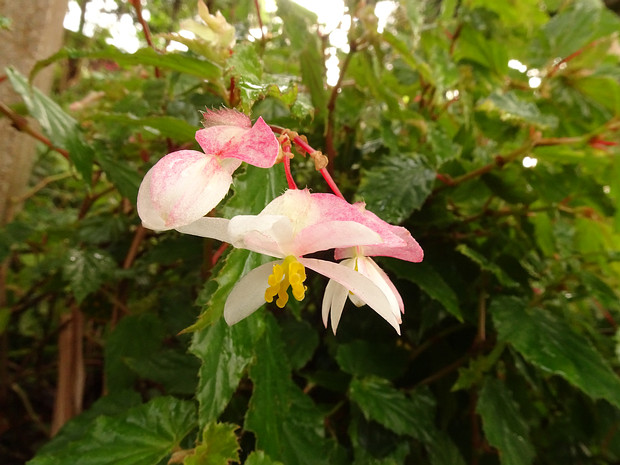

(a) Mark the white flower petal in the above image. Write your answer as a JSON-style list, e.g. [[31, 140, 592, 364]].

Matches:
[[357, 257, 402, 323], [175, 217, 231, 243], [325, 280, 349, 334], [224, 261, 278, 325], [301, 258, 401, 334], [228, 214, 293, 257], [294, 220, 382, 257], [137, 150, 234, 231]]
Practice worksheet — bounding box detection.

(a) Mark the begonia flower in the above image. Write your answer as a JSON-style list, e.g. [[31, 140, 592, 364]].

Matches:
[[322, 204, 424, 333], [137, 109, 279, 231], [177, 189, 404, 332]]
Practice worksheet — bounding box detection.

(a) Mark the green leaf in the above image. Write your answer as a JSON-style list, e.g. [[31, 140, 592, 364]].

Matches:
[[34, 390, 142, 458], [300, 43, 327, 115], [349, 377, 435, 441], [245, 451, 285, 465], [477, 377, 535, 465], [454, 25, 508, 75], [280, 318, 319, 370], [384, 259, 462, 320], [104, 314, 166, 393], [456, 244, 517, 287], [62, 248, 117, 303], [184, 422, 239, 465], [125, 349, 200, 396], [98, 114, 198, 141], [32, 46, 222, 82], [336, 340, 409, 380], [191, 316, 263, 427], [537, 2, 616, 62], [477, 92, 558, 129], [357, 153, 436, 224], [427, 432, 467, 465], [6, 67, 94, 180], [246, 315, 329, 464], [28, 397, 196, 465], [223, 163, 288, 217], [491, 296, 620, 407], [96, 152, 142, 203]]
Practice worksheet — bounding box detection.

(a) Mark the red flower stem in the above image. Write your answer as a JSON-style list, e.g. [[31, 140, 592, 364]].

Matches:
[[269, 124, 345, 199], [319, 168, 345, 200], [283, 147, 298, 190], [212, 243, 229, 266]]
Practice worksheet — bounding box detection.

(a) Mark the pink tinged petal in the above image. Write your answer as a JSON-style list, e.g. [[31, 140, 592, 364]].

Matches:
[[137, 150, 234, 230], [195, 117, 279, 168], [201, 108, 251, 129], [357, 227, 424, 262], [175, 217, 231, 243], [228, 214, 293, 258], [356, 257, 402, 323], [224, 261, 278, 325], [294, 221, 382, 257], [322, 279, 349, 334], [300, 258, 401, 334], [332, 205, 423, 262]]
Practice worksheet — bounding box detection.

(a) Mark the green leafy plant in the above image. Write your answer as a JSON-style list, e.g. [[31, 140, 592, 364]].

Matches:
[[2, 0, 620, 464]]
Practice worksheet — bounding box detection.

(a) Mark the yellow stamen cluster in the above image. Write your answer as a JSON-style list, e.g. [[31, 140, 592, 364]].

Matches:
[[265, 255, 307, 308]]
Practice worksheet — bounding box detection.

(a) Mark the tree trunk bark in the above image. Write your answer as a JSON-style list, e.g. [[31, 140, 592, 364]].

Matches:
[[0, 0, 68, 225]]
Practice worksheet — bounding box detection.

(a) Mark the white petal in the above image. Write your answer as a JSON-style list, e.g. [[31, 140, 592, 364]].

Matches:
[[175, 217, 231, 242], [329, 281, 349, 334], [228, 214, 293, 257], [137, 150, 234, 230], [366, 257, 405, 314], [301, 258, 401, 334], [356, 257, 402, 323], [322, 279, 336, 328], [294, 221, 382, 257], [224, 261, 277, 325]]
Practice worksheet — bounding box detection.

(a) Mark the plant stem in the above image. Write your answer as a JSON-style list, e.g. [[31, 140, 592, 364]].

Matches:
[[0, 101, 69, 159]]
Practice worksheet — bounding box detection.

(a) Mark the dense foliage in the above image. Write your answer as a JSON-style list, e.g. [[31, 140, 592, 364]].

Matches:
[[2, 0, 620, 463]]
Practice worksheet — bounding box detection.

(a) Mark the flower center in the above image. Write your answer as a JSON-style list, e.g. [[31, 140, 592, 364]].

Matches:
[[264, 255, 307, 308]]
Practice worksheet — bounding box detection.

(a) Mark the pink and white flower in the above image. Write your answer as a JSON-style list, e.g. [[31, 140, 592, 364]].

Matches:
[[178, 189, 405, 332], [322, 204, 424, 334], [137, 109, 279, 231]]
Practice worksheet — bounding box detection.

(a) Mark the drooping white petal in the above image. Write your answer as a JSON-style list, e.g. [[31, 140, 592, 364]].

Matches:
[[301, 258, 401, 334], [322, 278, 336, 328], [228, 214, 293, 258], [224, 261, 279, 325], [366, 257, 405, 314], [356, 256, 402, 323], [175, 217, 231, 243], [322, 279, 349, 334]]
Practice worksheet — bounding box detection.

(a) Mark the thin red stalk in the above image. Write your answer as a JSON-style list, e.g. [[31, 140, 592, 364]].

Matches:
[[212, 243, 229, 266], [269, 125, 345, 199], [129, 0, 160, 78], [253, 0, 266, 41], [284, 151, 297, 189], [319, 168, 344, 200]]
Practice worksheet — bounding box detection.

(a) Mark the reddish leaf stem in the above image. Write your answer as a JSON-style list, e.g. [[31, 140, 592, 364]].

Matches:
[[253, 0, 266, 42], [0, 101, 69, 159], [283, 147, 298, 190], [129, 0, 161, 78]]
